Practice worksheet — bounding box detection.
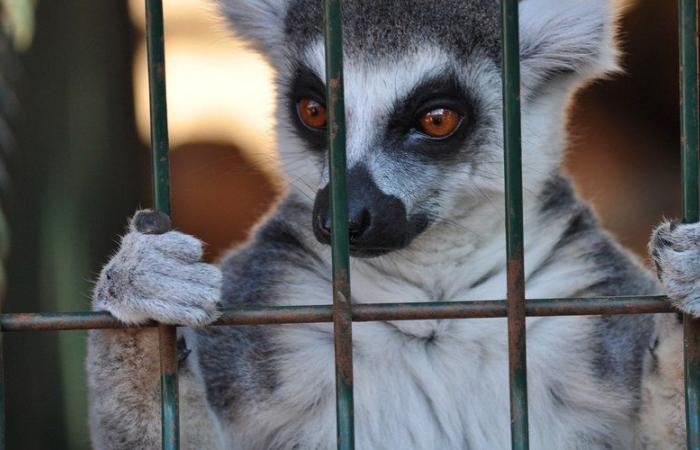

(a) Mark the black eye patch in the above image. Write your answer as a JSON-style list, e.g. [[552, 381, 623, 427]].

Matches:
[[286, 64, 327, 152], [385, 73, 477, 160]]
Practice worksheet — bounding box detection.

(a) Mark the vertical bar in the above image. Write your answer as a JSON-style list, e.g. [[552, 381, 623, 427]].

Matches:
[[323, 1, 355, 449], [145, 1, 179, 449], [0, 321, 4, 450], [500, 1, 529, 449], [158, 325, 179, 450], [680, 0, 700, 448], [146, 0, 171, 216], [0, 214, 7, 450]]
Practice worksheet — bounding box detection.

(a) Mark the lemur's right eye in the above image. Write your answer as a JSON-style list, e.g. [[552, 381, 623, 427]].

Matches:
[[417, 108, 462, 139], [297, 98, 327, 130]]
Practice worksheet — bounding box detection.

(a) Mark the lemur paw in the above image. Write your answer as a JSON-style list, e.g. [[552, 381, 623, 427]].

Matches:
[[650, 220, 700, 317], [93, 210, 223, 326]]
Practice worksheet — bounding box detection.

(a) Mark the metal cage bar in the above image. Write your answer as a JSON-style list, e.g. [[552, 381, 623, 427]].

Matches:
[[0, 217, 7, 450], [145, 1, 179, 449], [0, 296, 674, 332], [500, 1, 529, 448], [680, 0, 700, 448], [323, 1, 355, 448]]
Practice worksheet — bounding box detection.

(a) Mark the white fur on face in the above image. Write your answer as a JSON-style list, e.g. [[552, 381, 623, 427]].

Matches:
[[275, 38, 589, 229]]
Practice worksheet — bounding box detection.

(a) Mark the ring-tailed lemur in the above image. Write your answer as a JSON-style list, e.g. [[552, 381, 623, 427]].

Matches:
[[86, 0, 695, 448]]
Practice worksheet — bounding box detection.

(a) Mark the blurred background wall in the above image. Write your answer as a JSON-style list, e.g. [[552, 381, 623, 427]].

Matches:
[[2, 0, 686, 448]]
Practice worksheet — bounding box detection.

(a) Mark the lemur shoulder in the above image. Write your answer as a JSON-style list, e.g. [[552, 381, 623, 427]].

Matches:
[[86, 0, 697, 448]]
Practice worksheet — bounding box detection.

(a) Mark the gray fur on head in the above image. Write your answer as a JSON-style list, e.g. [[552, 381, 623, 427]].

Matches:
[[219, 0, 291, 62], [220, 0, 620, 83]]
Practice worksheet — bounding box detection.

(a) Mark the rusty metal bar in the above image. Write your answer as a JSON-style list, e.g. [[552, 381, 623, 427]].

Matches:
[[0, 218, 7, 450], [158, 325, 179, 450], [679, 0, 700, 448], [0, 328, 4, 450], [323, 0, 355, 448], [145, 0, 179, 449], [0, 296, 673, 332], [500, 0, 529, 448], [0, 333, 4, 450]]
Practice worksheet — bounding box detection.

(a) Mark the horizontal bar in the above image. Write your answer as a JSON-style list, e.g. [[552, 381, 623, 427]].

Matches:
[[0, 296, 673, 332]]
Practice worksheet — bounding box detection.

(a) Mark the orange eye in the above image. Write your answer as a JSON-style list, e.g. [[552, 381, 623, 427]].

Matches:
[[418, 108, 462, 138], [297, 98, 327, 129]]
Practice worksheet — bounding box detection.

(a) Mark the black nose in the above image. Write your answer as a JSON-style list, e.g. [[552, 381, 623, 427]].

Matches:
[[312, 165, 417, 257], [316, 208, 371, 243], [348, 208, 370, 241]]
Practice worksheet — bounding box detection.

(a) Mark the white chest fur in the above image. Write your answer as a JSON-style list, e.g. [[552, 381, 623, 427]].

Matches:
[[225, 315, 636, 449], [218, 210, 640, 449], [223, 264, 637, 450]]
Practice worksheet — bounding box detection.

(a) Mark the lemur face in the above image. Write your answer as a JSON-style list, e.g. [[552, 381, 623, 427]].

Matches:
[[289, 47, 502, 256], [221, 0, 619, 257]]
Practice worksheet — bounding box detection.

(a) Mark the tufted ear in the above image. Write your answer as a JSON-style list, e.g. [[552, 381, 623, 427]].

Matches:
[[519, 0, 621, 88], [219, 0, 291, 61]]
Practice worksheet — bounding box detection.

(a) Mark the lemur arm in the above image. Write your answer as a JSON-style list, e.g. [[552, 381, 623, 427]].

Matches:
[[85, 211, 224, 449]]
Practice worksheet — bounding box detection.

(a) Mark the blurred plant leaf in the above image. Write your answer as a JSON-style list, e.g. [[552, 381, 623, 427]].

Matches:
[[0, 0, 33, 203], [1, 0, 35, 52]]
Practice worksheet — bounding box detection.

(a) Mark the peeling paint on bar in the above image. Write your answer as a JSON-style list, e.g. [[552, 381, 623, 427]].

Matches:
[[500, 0, 529, 448], [679, 0, 700, 448], [324, 0, 355, 448], [145, 1, 179, 449], [0, 296, 674, 332]]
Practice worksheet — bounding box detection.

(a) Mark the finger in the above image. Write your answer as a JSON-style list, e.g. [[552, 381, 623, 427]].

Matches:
[[134, 296, 220, 326], [132, 271, 220, 306], [137, 256, 221, 287], [151, 231, 205, 263], [658, 248, 700, 283], [118, 230, 204, 265]]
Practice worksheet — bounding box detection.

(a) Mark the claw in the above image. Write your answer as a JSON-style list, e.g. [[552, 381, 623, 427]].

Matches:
[[177, 336, 191, 366], [132, 210, 172, 235]]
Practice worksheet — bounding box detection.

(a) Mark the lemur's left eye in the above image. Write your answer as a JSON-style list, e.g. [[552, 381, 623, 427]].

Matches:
[[297, 98, 327, 130], [417, 108, 462, 138]]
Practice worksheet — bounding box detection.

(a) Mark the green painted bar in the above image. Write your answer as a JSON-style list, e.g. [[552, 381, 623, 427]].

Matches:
[[145, 1, 179, 449], [323, 1, 355, 448], [0, 212, 7, 449], [0, 296, 676, 331], [159, 325, 179, 450], [679, 0, 700, 448], [146, 0, 171, 217], [0, 328, 4, 450], [500, 0, 529, 449]]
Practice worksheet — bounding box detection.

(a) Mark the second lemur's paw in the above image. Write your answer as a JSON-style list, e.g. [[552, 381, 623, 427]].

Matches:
[[650, 220, 700, 317], [93, 210, 223, 327]]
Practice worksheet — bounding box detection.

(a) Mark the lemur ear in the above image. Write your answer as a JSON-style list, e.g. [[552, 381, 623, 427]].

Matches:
[[219, 0, 291, 61], [518, 0, 621, 88]]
